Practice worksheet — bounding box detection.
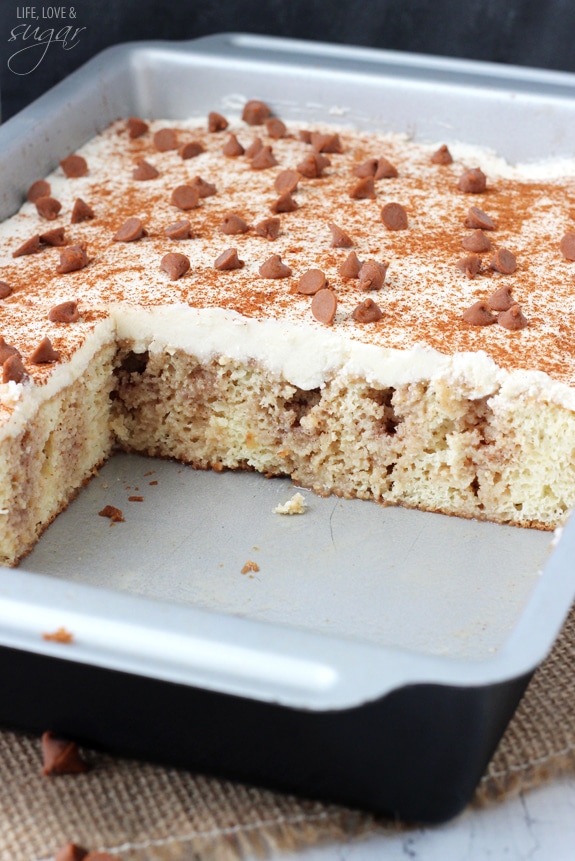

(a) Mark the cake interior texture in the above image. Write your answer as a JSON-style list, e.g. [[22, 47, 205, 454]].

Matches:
[[1, 105, 575, 566]]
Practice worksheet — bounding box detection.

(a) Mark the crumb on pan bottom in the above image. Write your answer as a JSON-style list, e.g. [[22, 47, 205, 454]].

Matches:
[[1, 341, 573, 567]]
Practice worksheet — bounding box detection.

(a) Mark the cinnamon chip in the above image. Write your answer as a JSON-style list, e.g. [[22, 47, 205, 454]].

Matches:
[[487, 286, 515, 312], [126, 117, 148, 138], [2, 354, 26, 384], [55, 842, 88, 861], [560, 231, 575, 261], [462, 301, 496, 326], [498, 304, 528, 330], [164, 220, 192, 240], [0, 337, 20, 364], [60, 154, 88, 178], [245, 138, 263, 159], [358, 260, 388, 290], [311, 132, 343, 154], [298, 130, 313, 144], [99, 505, 125, 522], [40, 227, 67, 247], [160, 252, 190, 280], [27, 179, 51, 202], [250, 146, 278, 170], [353, 297, 383, 323], [381, 202, 408, 230], [222, 134, 245, 157], [266, 117, 287, 139], [35, 196, 62, 220], [311, 288, 337, 325], [179, 140, 205, 160], [297, 269, 327, 295], [214, 248, 244, 270], [259, 254, 292, 278], [430, 144, 453, 165], [41, 730, 89, 776], [0, 282, 12, 300], [490, 248, 517, 275], [30, 336, 60, 364], [456, 254, 481, 279], [132, 160, 159, 181], [328, 222, 353, 248], [153, 128, 178, 151], [171, 185, 200, 210], [49, 301, 80, 323], [208, 111, 228, 132], [242, 99, 272, 125], [339, 251, 362, 279], [374, 157, 399, 179], [458, 167, 487, 194], [354, 158, 379, 178], [12, 234, 41, 257], [270, 191, 298, 213], [254, 217, 280, 240], [465, 206, 496, 231], [274, 170, 300, 194], [56, 245, 89, 273], [71, 198, 95, 224], [190, 176, 217, 198], [461, 229, 492, 253], [349, 176, 376, 199], [219, 213, 250, 235], [113, 217, 146, 242], [296, 153, 330, 178]]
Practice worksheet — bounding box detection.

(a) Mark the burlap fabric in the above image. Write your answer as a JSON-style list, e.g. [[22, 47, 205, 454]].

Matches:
[[3, 604, 575, 861]]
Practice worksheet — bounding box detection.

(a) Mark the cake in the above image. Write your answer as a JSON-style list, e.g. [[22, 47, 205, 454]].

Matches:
[[1, 99, 575, 567]]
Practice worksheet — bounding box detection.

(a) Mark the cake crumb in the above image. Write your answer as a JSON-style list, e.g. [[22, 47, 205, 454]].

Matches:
[[98, 505, 125, 522], [128, 495, 144, 502], [273, 492, 307, 515], [241, 560, 260, 574], [42, 627, 73, 644]]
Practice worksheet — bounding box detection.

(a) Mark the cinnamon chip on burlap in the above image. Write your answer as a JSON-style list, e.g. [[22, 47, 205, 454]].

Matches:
[[56, 245, 89, 273], [60, 154, 88, 178], [126, 117, 148, 138], [160, 252, 190, 280], [41, 731, 89, 776], [54, 842, 88, 861]]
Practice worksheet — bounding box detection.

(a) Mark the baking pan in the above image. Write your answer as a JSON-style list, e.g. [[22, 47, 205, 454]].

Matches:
[[1, 34, 575, 823]]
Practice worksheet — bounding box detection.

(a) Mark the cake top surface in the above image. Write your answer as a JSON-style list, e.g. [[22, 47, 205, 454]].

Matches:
[[1, 106, 575, 409]]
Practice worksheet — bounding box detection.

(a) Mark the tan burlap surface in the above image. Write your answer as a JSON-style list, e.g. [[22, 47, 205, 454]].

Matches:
[[3, 603, 575, 861]]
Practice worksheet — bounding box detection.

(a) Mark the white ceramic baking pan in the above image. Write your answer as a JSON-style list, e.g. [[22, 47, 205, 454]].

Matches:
[[0, 34, 574, 823]]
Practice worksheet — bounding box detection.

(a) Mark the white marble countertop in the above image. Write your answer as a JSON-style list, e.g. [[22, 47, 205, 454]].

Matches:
[[249, 776, 575, 860]]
